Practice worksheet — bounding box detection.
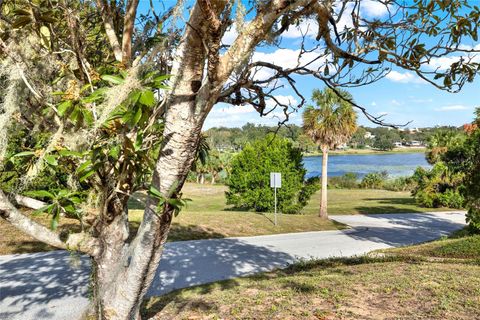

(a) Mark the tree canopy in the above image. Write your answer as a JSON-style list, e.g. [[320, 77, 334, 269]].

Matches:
[[1, 1, 480, 318]]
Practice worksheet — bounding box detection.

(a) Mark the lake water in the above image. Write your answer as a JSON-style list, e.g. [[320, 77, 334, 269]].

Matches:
[[303, 152, 431, 179]]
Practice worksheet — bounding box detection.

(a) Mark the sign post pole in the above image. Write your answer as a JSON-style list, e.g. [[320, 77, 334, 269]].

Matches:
[[270, 172, 281, 226], [274, 185, 277, 226]]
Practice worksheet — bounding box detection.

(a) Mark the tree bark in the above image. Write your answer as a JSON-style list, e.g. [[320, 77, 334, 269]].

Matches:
[[121, 0, 140, 66], [85, 2, 219, 318], [1, 1, 319, 319], [319, 146, 328, 219]]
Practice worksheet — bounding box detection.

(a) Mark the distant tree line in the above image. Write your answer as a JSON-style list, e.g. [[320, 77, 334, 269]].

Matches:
[[204, 124, 464, 152]]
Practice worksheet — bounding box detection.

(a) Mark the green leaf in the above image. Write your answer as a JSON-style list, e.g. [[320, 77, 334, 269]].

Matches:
[[153, 74, 172, 82], [12, 151, 35, 157], [44, 155, 58, 166], [139, 90, 155, 106], [77, 160, 92, 173], [82, 87, 108, 103], [50, 211, 59, 230], [101, 74, 124, 85], [134, 132, 143, 151], [25, 190, 55, 199], [148, 186, 163, 199], [57, 100, 72, 116], [132, 106, 143, 125], [108, 145, 121, 159], [33, 203, 55, 215], [58, 150, 83, 157], [79, 169, 95, 182]]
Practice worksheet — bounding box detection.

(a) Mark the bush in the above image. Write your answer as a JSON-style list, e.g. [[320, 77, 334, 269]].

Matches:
[[410, 163, 465, 209], [373, 137, 394, 151], [329, 172, 358, 189], [360, 171, 388, 189], [225, 135, 318, 214], [382, 176, 416, 192]]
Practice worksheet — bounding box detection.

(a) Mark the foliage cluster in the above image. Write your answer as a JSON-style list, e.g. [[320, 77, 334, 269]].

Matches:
[[328, 172, 416, 192], [360, 171, 389, 189], [225, 136, 319, 214], [328, 173, 358, 189], [440, 108, 480, 231], [410, 164, 465, 209]]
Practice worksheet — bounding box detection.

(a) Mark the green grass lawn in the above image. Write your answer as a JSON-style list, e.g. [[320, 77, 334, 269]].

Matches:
[[0, 183, 455, 254], [142, 233, 480, 319], [128, 184, 453, 242]]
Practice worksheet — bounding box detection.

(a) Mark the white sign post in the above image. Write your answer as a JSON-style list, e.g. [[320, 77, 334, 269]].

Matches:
[[270, 172, 281, 226]]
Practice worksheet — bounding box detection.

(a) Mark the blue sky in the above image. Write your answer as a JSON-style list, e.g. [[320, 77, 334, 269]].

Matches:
[[138, 1, 480, 129]]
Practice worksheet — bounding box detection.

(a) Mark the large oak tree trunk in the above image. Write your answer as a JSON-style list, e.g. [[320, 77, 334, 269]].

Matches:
[[90, 94, 211, 319], [87, 3, 217, 318]]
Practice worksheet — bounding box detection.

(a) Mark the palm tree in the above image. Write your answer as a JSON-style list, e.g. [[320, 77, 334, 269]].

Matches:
[[303, 88, 357, 219]]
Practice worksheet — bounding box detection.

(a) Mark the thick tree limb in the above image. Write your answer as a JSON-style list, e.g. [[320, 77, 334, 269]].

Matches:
[[121, 0, 140, 66], [0, 190, 67, 250], [96, 0, 123, 62], [0, 191, 100, 256], [12, 194, 46, 210]]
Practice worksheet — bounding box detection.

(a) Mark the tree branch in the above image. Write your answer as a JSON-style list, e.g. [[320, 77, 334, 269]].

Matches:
[[121, 0, 140, 66], [0, 190, 67, 250], [96, 0, 123, 62], [0, 191, 100, 256]]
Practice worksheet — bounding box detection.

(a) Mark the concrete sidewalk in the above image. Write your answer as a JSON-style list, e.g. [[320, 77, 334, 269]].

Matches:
[[0, 211, 466, 320]]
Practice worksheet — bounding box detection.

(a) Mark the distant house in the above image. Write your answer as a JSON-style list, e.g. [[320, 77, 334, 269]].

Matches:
[[364, 131, 375, 139], [393, 142, 403, 147], [407, 140, 423, 147]]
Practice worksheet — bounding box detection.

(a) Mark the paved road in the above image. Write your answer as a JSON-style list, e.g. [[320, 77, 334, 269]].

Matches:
[[0, 211, 466, 320]]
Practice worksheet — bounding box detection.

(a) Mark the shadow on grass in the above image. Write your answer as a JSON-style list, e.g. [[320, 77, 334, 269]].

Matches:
[[128, 221, 227, 242], [141, 255, 411, 318], [3, 241, 54, 255], [354, 206, 423, 214], [354, 197, 424, 214]]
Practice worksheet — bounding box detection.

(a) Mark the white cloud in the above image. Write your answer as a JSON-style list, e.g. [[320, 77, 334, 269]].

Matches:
[[426, 44, 480, 71], [435, 105, 471, 112], [410, 98, 433, 103], [222, 26, 238, 46], [378, 111, 389, 116], [217, 104, 255, 115], [371, 101, 377, 106], [204, 95, 300, 129], [265, 95, 299, 109], [386, 70, 424, 84], [251, 48, 328, 81], [361, 0, 390, 18], [390, 99, 402, 106], [280, 19, 318, 39]]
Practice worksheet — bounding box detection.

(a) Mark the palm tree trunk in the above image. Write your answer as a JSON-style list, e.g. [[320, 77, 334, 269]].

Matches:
[[320, 146, 329, 219]]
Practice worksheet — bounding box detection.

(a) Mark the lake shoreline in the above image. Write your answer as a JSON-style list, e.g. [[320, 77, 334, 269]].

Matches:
[[303, 147, 426, 157], [303, 152, 430, 178]]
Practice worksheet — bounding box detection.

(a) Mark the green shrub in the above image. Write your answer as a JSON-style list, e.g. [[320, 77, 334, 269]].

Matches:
[[328, 172, 358, 189], [225, 135, 318, 214], [410, 163, 465, 208], [382, 176, 416, 192], [438, 189, 465, 208], [373, 137, 394, 151], [360, 171, 388, 189]]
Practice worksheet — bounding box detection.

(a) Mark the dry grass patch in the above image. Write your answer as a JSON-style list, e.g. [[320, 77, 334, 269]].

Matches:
[[143, 254, 480, 320]]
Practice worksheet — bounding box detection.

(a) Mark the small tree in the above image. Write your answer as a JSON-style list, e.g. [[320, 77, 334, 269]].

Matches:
[[226, 135, 317, 214], [303, 88, 357, 219], [373, 136, 395, 151]]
